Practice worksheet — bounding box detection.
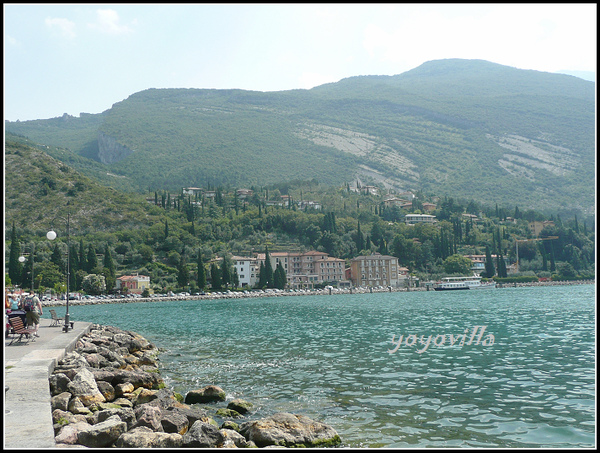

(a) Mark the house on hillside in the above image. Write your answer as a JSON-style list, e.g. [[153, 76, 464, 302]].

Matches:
[[529, 220, 555, 236], [183, 187, 203, 196], [116, 274, 151, 294], [405, 214, 437, 225]]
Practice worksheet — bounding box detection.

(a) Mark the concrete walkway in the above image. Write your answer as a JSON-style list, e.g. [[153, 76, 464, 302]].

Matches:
[[4, 317, 92, 449]]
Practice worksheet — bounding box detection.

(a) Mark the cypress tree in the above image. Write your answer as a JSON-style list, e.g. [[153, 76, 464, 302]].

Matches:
[[177, 252, 189, 288], [258, 261, 266, 288], [197, 253, 206, 290], [264, 247, 274, 288], [274, 262, 287, 289], [51, 243, 65, 275], [164, 219, 169, 239], [8, 222, 22, 285], [221, 256, 231, 289], [484, 245, 495, 278], [86, 244, 98, 273], [210, 262, 221, 290], [79, 239, 86, 272], [69, 244, 79, 290]]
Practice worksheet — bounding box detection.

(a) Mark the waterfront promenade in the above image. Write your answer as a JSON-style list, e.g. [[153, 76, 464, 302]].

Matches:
[[4, 318, 92, 449]]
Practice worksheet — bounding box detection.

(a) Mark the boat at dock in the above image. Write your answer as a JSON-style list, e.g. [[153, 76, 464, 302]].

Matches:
[[433, 275, 496, 291]]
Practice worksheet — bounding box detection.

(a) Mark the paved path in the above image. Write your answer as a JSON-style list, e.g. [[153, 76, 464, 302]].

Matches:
[[4, 317, 92, 449]]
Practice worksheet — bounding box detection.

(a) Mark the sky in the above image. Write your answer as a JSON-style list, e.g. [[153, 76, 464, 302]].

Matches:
[[3, 3, 597, 122]]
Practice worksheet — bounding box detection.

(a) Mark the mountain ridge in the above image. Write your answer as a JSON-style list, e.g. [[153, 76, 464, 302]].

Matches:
[[5, 59, 595, 216]]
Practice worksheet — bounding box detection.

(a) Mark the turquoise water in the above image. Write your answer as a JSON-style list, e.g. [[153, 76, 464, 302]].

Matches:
[[54, 285, 596, 448]]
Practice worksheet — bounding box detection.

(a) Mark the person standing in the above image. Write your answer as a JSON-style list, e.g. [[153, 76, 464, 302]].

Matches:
[[25, 292, 43, 337]]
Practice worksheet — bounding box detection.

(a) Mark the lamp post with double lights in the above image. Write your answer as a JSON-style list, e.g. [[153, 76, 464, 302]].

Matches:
[[47, 213, 72, 332]]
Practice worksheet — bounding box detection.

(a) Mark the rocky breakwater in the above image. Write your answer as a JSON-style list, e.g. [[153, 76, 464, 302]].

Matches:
[[49, 324, 341, 448]]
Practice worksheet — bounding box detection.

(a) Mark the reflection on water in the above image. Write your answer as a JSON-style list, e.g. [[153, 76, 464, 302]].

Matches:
[[65, 285, 595, 448]]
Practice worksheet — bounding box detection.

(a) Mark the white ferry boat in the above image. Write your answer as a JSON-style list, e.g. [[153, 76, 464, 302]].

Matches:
[[433, 275, 496, 291]]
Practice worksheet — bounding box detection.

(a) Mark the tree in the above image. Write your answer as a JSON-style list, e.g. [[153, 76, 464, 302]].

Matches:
[[51, 243, 65, 275], [221, 256, 232, 289], [177, 251, 189, 288], [86, 244, 98, 273], [264, 247, 274, 288], [274, 262, 287, 289], [197, 252, 206, 290], [483, 245, 496, 278], [82, 274, 106, 295], [210, 262, 221, 290], [8, 222, 22, 286], [443, 254, 472, 275]]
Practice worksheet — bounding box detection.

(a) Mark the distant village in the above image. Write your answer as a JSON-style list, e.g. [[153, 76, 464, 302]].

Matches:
[[113, 186, 559, 295]]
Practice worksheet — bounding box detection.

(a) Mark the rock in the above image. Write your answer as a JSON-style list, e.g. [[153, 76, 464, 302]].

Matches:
[[238, 412, 341, 448], [67, 368, 106, 407], [227, 398, 254, 414], [144, 388, 180, 409], [160, 411, 189, 435], [165, 405, 211, 427], [55, 422, 92, 445], [115, 382, 135, 396], [96, 380, 116, 401], [96, 406, 136, 429], [132, 404, 164, 432], [68, 396, 92, 415], [221, 420, 239, 431], [134, 388, 159, 405], [215, 408, 242, 418], [83, 352, 111, 368], [77, 414, 127, 448], [221, 428, 256, 448], [49, 373, 71, 396], [184, 385, 226, 404], [182, 420, 224, 448], [113, 397, 134, 408], [114, 426, 183, 448], [51, 392, 72, 412]]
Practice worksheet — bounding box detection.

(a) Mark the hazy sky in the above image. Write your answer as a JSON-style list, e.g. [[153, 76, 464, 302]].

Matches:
[[4, 3, 596, 121]]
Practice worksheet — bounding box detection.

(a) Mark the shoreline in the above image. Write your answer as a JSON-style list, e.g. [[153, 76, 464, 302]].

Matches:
[[40, 279, 595, 308]]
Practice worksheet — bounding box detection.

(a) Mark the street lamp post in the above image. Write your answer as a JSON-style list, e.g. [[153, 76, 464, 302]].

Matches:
[[18, 243, 35, 292], [47, 213, 71, 332]]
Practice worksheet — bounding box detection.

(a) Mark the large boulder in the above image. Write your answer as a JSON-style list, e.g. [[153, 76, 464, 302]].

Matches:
[[54, 421, 92, 445], [238, 412, 341, 448], [227, 398, 254, 414], [114, 426, 183, 448], [67, 368, 106, 407], [184, 385, 226, 404], [182, 420, 224, 448], [77, 414, 127, 448], [132, 404, 163, 432]]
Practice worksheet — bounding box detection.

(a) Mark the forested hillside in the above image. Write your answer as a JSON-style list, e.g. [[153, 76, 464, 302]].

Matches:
[[5, 135, 594, 296], [5, 59, 595, 216]]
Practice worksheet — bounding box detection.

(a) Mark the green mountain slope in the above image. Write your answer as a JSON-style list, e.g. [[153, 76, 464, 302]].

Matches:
[[5, 59, 595, 215], [4, 134, 164, 233]]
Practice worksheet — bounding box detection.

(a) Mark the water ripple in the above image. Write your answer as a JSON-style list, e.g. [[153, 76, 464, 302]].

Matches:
[[66, 285, 595, 448]]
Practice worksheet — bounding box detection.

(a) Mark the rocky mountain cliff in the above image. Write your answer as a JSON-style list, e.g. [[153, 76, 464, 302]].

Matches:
[[5, 59, 595, 216]]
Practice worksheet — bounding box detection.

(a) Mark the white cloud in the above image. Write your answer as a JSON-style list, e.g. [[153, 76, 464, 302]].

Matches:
[[45, 17, 76, 39], [87, 9, 133, 35]]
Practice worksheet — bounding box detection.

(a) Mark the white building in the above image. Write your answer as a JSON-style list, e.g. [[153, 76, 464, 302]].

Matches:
[[405, 214, 437, 225], [232, 256, 259, 288]]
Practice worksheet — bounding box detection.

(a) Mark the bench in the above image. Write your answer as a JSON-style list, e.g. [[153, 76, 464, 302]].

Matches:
[[7, 317, 36, 345]]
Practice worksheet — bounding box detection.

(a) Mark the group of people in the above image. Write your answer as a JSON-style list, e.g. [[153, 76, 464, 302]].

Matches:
[[5, 292, 43, 337]]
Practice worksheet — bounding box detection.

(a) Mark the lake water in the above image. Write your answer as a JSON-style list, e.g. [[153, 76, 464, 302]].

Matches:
[[56, 285, 596, 448]]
